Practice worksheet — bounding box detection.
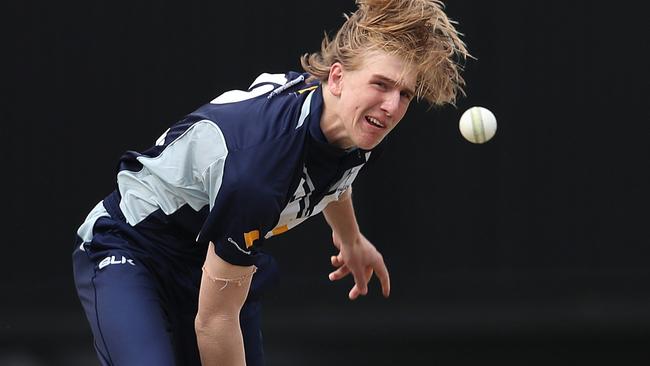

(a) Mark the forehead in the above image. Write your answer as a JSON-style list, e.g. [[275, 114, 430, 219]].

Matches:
[[356, 51, 417, 89]]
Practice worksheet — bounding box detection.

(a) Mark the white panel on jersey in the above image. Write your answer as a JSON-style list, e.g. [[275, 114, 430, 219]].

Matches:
[[76, 200, 110, 243], [210, 73, 288, 105], [265, 162, 368, 239], [249, 73, 288, 89], [117, 120, 228, 226]]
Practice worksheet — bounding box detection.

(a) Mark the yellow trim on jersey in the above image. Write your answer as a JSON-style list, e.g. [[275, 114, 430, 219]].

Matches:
[[271, 225, 289, 236], [244, 230, 260, 248], [297, 86, 318, 94]]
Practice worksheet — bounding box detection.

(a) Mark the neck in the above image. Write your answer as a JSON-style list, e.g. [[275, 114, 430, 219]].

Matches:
[[320, 83, 355, 150]]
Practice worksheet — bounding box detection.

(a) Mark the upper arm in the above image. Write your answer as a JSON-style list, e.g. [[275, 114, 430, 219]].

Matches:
[[197, 242, 256, 319]]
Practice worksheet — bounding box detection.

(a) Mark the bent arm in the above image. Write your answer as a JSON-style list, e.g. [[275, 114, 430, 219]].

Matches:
[[195, 242, 256, 366], [322, 188, 360, 243], [323, 187, 390, 299]]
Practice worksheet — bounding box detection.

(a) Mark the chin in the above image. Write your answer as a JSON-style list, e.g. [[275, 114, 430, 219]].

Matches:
[[354, 138, 381, 150], [351, 128, 387, 150]]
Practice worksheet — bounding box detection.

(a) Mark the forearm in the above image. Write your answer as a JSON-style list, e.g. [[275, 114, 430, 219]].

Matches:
[[195, 314, 245, 366], [322, 188, 361, 244], [324, 188, 391, 299]]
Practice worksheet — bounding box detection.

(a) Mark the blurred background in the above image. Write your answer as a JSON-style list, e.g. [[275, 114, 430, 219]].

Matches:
[[3, 0, 650, 365]]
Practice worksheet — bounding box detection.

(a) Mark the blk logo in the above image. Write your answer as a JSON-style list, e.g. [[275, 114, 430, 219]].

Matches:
[[98, 255, 135, 270]]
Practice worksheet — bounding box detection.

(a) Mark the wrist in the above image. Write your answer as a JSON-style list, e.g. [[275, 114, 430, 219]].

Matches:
[[338, 230, 362, 248]]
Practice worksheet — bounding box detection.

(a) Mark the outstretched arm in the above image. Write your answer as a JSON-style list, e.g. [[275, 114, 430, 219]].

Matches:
[[322, 188, 390, 300], [195, 242, 256, 366]]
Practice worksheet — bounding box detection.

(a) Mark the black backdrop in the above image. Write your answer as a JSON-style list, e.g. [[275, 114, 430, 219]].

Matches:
[[3, 1, 650, 365]]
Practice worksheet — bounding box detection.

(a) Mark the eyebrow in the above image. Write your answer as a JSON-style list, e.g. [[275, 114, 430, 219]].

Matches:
[[372, 75, 415, 97]]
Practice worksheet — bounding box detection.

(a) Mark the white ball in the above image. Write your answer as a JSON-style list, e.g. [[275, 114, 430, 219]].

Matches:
[[459, 106, 497, 144]]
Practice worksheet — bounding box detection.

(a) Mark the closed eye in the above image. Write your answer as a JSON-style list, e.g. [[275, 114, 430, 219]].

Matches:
[[373, 81, 388, 90], [400, 91, 413, 100]]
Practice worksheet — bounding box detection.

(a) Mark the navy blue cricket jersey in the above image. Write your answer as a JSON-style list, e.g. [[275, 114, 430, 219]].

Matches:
[[77, 72, 373, 266]]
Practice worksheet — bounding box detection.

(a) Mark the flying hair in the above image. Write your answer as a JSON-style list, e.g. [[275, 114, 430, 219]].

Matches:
[[301, 0, 470, 106]]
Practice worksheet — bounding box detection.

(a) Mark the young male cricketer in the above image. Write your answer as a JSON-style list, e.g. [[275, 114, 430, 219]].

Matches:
[[72, 0, 469, 364]]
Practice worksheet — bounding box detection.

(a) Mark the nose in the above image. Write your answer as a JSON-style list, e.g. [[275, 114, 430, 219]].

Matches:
[[380, 91, 401, 118]]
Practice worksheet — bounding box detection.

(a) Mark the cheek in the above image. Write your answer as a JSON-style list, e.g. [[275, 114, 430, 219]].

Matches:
[[343, 87, 379, 118], [391, 109, 406, 124], [399, 101, 412, 117], [348, 99, 365, 117]]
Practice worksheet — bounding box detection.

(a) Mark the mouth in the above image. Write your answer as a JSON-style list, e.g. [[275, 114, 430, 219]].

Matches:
[[365, 116, 385, 129]]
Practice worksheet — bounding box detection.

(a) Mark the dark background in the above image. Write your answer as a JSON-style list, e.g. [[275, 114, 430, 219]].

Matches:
[[3, 1, 650, 365]]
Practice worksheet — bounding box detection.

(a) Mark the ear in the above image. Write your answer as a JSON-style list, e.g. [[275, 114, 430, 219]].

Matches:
[[327, 62, 344, 97]]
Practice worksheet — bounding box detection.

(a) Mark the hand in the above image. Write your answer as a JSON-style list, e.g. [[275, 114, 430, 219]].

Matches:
[[328, 231, 390, 300]]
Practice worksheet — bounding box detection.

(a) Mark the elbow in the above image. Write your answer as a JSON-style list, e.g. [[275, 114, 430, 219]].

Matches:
[[194, 313, 210, 337], [339, 187, 352, 201], [195, 312, 240, 339]]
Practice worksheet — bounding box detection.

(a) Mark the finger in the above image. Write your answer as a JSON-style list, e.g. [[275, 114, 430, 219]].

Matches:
[[330, 254, 344, 268], [349, 285, 360, 300], [351, 271, 369, 296], [348, 283, 368, 300], [328, 265, 350, 281], [373, 261, 391, 298]]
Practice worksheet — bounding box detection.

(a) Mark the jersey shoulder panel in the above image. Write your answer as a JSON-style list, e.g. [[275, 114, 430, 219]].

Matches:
[[188, 72, 317, 154], [209, 73, 289, 104]]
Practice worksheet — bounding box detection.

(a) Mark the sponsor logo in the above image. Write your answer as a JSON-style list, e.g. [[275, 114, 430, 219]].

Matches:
[[98, 255, 135, 270]]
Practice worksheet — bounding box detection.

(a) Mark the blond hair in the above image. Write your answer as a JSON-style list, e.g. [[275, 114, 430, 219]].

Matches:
[[301, 0, 469, 106]]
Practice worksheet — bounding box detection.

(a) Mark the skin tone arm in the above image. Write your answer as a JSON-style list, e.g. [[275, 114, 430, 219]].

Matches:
[[195, 242, 256, 366], [323, 187, 391, 300], [194, 188, 389, 364]]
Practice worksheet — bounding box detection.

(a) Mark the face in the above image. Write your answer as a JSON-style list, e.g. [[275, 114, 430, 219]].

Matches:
[[328, 52, 417, 150]]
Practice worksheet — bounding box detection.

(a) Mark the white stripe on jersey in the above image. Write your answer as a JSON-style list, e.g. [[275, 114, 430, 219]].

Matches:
[[117, 120, 228, 226], [296, 90, 314, 129]]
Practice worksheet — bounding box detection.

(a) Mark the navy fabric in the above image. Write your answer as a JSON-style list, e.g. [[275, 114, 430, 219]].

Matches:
[[72, 72, 375, 365], [110, 74, 368, 266], [72, 216, 277, 366]]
